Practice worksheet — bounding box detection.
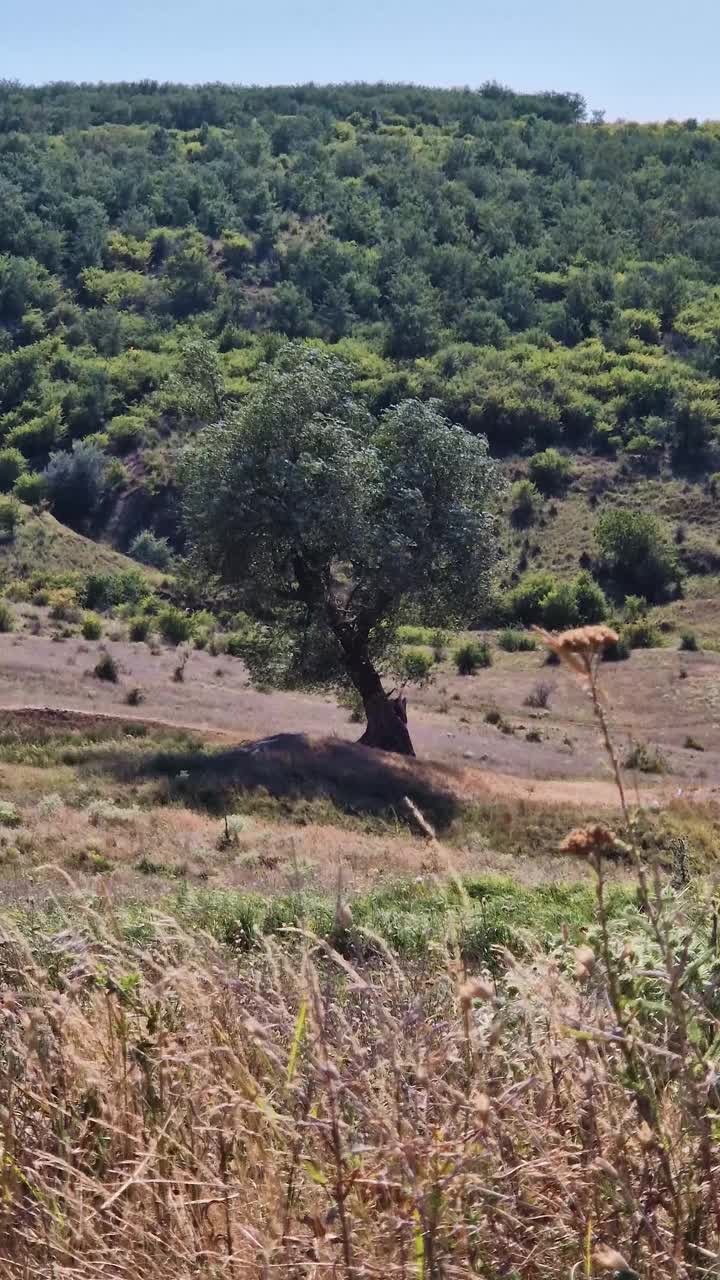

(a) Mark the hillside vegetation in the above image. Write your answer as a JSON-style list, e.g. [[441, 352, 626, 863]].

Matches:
[[1, 82, 720, 570]]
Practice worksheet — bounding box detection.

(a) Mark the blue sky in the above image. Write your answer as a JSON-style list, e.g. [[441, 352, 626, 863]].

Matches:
[[4, 0, 720, 122]]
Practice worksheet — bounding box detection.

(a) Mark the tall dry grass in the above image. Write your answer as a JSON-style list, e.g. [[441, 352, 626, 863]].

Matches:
[[0, 626, 719, 1278]]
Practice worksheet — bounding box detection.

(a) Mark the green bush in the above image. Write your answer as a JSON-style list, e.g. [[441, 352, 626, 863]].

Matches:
[[94, 650, 119, 682], [13, 471, 48, 506], [623, 740, 666, 774], [454, 640, 492, 675], [82, 570, 146, 611], [107, 414, 145, 453], [43, 440, 108, 529], [622, 618, 661, 649], [81, 612, 103, 640], [538, 582, 579, 630], [510, 478, 540, 525], [573, 570, 608, 624], [679, 631, 699, 652], [508, 572, 557, 626], [128, 615, 151, 642], [158, 605, 192, 645], [0, 599, 15, 632], [497, 629, 537, 653], [602, 634, 631, 662], [0, 447, 26, 493], [0, 496, 21, 539], [528, 448, 572, 495], [129, 529, 173, 570], [400, 647, 434, 684], [397, 624, 433, 645], [595, 509, 680, 601]]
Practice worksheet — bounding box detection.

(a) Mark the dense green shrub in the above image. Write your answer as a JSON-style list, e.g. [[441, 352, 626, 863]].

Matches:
[[81, 612, 103, 640], [13, 471, 47, 505], [508, 569, 607, 629], [454, 640, 492, 675], [595, 510, 680, 601], [507, 572, 557, 626], [680, 630, 699, 652], [0, 599, 15, 632], [94, 650, 119, 682], [130, 529, 173, 570], [43, 441, 107, 528], [528, 449, 572, 495], [0, 447, 26, 492], [510, 478, 540, 525], [82, 570, 146, 611], [128, 615, 151, 642], [497, 629, 537, 652], [158, 605, 192, 645], [0, 496, 21, 539], [400, 647, 434, 684], [622, 618, 661, 649]]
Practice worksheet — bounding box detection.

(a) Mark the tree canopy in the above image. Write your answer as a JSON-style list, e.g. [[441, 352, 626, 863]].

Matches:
[[181, 345, 500, 752], [1, 82, 720, 533]]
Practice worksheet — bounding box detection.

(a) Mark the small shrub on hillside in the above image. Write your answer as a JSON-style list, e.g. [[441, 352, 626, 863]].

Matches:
[[623, 594, 648, 622], [602, 634, 631, 662], [524, 680, 553, 709], [173, 649, 191, 682], [454, 641, 492, 675], [128, 615, 151, 642], [484, 707, 502, 725], [684, 734, 704, 751], [595, 509, 680, 601], [508, 572, 557, 625], [13, 470, 48, 506], [539, 582, 579, 630], [0, 496, 21, 540], [573, 570, 608, 624], [0, 801, 20, 827], [81, 612, 102, 640], [43, 440, 107, 528], [680, 631, 699, 652], [624, 740, 667, 774], [82, 570, 145, 611], [49, 587, 79, 621], [497, 629, 537, 653], [397, 624, 432, 645], [430, 629, 448, 662], [129, 529, 173, 570], [400, 647, 434, 684], [0, 448, 26, 493], [510, 478, 540, 525], [528, 448, 572, 495], [0, 600, 14, 633], [94, 650, 119, 682], [126, 685, 144, 706], [622, 618, 661, 650], [158, 605, 192, 645]]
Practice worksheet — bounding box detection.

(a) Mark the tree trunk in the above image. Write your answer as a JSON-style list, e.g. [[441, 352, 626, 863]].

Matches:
[[359, 689, 415, 756], [325, 600, 415, 756]]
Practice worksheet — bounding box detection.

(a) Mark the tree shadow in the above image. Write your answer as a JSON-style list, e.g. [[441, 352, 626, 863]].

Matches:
[[96, 732, 461, 832]]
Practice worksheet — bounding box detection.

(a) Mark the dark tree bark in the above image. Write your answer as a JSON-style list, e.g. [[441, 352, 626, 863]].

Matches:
[[359, 689, 415, 756], [339, 637, 415, 757]]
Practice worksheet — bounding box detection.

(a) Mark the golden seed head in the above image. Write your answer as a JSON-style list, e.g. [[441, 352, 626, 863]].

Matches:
[[559, 825, 619, 857]]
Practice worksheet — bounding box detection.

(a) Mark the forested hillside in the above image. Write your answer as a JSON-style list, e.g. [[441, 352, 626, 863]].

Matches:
[[1, 80, 720, 596]]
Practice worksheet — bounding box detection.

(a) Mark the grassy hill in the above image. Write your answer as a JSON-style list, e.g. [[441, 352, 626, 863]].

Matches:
[[1, 82, 720, 610]]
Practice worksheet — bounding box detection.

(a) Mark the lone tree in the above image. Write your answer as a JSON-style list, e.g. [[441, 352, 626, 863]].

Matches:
[[181, 346, 500, 755]]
